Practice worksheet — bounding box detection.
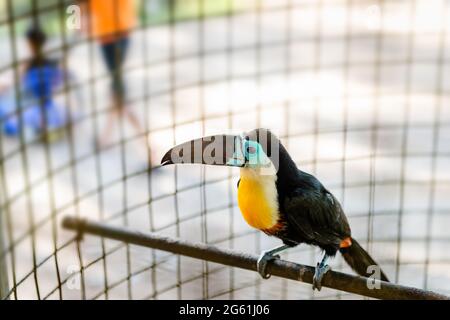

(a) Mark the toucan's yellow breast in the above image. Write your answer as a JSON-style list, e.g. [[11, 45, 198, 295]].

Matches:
[[237, 169, 280, 231]]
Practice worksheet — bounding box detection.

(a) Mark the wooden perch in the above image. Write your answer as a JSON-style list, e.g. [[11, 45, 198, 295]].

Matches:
[[62, 216, 449, 300]]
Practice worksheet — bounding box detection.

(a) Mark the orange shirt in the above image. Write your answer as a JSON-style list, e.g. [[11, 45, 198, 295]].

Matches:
[[88, 0, 137, 41]]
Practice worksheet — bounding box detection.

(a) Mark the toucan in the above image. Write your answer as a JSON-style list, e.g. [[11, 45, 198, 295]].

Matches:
[[161, 128, 389, 290]]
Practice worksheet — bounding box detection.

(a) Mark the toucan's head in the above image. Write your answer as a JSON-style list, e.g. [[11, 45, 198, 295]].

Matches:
[[161, 128, 281, 173]]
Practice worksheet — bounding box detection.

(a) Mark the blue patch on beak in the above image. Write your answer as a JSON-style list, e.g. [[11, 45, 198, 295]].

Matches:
[[226, 157, 245, 167]]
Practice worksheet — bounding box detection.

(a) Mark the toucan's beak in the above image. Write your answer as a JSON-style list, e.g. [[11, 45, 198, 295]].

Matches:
[[161, 134, 245, 167]]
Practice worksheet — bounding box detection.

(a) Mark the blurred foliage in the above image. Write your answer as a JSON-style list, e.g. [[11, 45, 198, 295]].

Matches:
[[0, 0, 72, 37], [141, 0, 253, 25], [0, 0, 254, 37]]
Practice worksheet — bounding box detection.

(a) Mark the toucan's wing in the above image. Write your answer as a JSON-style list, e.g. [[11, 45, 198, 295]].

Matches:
[[284, 186, 351, 248]]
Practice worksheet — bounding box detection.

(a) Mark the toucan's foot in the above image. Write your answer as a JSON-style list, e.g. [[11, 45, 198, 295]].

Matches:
[[313, 262, 330, 291], [257, 251, 281, 280]]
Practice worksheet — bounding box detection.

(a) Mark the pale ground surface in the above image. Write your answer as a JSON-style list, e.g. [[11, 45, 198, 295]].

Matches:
[[0, 0, 449, 300]]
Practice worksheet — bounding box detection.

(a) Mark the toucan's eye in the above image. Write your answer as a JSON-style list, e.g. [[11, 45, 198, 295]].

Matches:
[[247, 147, 257, 155]]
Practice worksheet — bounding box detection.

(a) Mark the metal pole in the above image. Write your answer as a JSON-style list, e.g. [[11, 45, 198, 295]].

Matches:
[[62, 216, 449, 300], [0, 208, 9, 300]]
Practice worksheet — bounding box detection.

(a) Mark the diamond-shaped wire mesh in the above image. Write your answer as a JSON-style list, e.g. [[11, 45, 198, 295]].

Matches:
[[0, 0, 449, 300]]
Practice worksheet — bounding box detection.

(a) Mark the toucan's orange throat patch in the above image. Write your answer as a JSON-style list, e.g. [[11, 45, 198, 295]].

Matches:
[[340, 237, 352, 249], [237, 169, 280, 231]]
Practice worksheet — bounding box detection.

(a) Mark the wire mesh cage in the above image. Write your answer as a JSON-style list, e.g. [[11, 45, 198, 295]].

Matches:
[[0, 0, 449, 300]]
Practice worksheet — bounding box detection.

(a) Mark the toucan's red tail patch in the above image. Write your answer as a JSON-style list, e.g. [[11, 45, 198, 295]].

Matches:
[[340, 237, 352, 249]]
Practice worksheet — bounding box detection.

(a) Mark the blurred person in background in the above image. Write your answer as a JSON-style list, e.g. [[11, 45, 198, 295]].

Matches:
[[79, 0, 146, 152], [0, 24, 71, 141]]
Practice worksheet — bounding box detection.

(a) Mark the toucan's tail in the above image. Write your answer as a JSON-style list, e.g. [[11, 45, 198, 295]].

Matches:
[[340, 238, 389, 282]]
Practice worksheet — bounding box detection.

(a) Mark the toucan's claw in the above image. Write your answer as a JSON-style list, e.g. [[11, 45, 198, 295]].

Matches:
[[312, 263, 330, 291], [257, 252, 281, 280]]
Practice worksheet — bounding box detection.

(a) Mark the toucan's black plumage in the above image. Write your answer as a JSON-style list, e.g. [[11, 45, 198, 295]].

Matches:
[[241, 129, 388, 283], [161, 128, 389, 290]]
